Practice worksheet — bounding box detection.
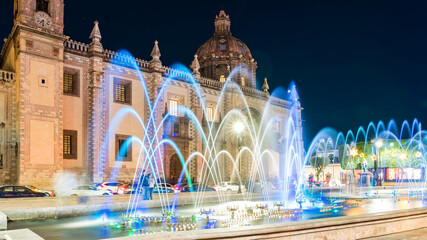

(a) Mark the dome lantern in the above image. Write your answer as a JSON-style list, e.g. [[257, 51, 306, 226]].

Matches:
[[215, 10, 231, 36]]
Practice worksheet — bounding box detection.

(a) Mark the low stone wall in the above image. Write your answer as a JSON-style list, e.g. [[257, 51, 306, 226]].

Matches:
[[0, 229, 43, 240], [108, 207, 427, 240], [2, 193, 260, 221]]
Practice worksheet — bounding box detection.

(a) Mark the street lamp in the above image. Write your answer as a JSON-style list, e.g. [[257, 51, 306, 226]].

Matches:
[[350, 147, 358, 167], [374, 139, 383, 186], [350, 147, 358, 157], [375, 139, 383, 148], [399, 152, 407, 161], [233, 122, 244, 134], [233, 121, 244, 194]]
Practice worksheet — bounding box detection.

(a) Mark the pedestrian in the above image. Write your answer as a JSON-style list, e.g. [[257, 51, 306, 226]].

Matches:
[[142, 172, 150, 200], [148, 174, 155, 200], [309, 175, 314, 188]]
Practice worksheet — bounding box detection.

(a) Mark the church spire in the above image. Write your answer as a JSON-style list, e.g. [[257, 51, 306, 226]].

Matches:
[[214, 10, 231, 36]]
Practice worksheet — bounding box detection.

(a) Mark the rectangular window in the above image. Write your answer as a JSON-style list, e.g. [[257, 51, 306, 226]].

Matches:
[[63, 73, 73, 94], [63, 130, 77, 159], [169, 99, 178, 116], [207, 106, 214, 122], [118, 139, 127, 157], [63, 135, 71, 155], [114, 78, 132, 104], [116, 134, 132, 161], [63, 68, 80, 97], [115, 84, 126, 102]]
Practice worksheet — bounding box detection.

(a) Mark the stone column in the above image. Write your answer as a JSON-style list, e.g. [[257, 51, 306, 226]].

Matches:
[[87, 21, 106, 183], [148, 41, 165, 178]]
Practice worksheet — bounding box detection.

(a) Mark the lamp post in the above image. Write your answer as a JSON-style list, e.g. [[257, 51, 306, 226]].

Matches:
[[233, 121, 244, 194], [375, 139, 383, 186], [349, 147, 358, 191], [350, 147, 358, 163], [371, 154, 377, 186]]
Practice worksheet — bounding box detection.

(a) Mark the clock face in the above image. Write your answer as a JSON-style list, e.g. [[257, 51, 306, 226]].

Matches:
[[34, 11, 52, 28]]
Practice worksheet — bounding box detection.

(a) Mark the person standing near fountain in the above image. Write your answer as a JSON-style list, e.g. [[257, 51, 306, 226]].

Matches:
[[141, 170, 149, 200], [148, 174, 155, 200]]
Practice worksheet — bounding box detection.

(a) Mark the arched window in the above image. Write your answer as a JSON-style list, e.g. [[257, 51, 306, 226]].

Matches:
[[173, 123, 180, 137], [219, 75, 225, 83], [36, 0, 49, 13]]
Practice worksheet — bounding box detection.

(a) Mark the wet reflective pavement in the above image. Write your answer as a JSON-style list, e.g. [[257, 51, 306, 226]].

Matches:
[[7, 197, 426, 240]]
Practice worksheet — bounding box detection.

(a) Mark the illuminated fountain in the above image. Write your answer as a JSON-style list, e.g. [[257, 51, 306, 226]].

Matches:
[[83, 49, 310, 234], [305, 119, 427, 202], [89, 50, 427, 237]]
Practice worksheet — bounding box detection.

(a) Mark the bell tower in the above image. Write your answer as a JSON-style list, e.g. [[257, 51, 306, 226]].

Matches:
[[14, 0, 64, 34], [0, 0, 66, 188]]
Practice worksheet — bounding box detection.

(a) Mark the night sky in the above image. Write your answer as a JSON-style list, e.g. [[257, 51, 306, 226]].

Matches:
[[1, 0, 426, 145]]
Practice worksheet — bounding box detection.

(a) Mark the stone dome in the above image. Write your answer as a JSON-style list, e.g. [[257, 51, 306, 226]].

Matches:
[[196, 10, 253, 62], [194, 10, 257, 88], [196, 33, 253, 62]]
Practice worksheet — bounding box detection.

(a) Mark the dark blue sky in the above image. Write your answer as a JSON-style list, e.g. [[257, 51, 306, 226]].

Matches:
[[1, 0, 427, 144]]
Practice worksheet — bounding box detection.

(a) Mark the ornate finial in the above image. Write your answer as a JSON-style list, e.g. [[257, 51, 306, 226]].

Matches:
[[151, 41, 161, 59], [262, 77, 270, 94], [218, 10, 227, 18], [191, 55, 200, 77], [150, 40, 162, 70], [89, 21, 103, 53], [90, 21, 102, 41]]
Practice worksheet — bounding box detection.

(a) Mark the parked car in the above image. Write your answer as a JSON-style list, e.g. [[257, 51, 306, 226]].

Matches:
[[97, 182, 127, 194], [213, 182, 246, 192], [25, 185, 54, 197], [173, 182, 191, 193], [69, 185, 112, 196], [157, 183, 174, 191], [0, 185, 50, 198], [245, 181, 263, 193], [153, 186, 173, 193], [180, 183, 216, 192], [125, 183, 140, 194], [125, 182, 174, 194], [328, 179, 344, 187]]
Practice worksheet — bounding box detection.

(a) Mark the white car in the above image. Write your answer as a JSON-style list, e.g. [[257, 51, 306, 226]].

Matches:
[[328, 179, 344, 187], [70, 185, 112, 196], [213, 182, 246, 192], [97, 182, 127, 194]]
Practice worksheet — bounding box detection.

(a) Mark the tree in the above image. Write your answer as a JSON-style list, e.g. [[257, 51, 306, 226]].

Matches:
[[309, 155, 329, 181]]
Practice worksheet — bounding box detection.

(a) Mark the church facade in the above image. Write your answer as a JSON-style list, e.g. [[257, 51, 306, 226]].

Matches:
[[0, 0, 301, 188]]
